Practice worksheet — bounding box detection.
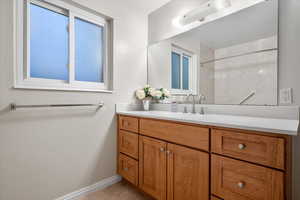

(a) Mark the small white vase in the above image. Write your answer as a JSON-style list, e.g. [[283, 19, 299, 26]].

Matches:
[[142, 99, 150, 111]]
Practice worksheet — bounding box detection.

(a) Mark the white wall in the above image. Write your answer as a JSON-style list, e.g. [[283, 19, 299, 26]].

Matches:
[[0, 0, 148, 199], [148, 40, 172, 89], [279, 0, 300, 199], [149, 0, 300, 199]]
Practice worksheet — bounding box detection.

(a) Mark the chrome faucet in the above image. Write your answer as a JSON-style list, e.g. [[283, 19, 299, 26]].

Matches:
[[199, 107, 205, 115], [187, 94, 197, 114], [199, 94, 206, 104], [185, 94, 206, 114]]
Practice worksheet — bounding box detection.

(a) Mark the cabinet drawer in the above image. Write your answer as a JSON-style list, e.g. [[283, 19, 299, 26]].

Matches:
[[119, 115, 139, 133], [118, 154, 138, 186], [211, 196, 222, 200], [211, 129, 285, 169], [119, 130, 139, 159], [212, 155, 284, 200], [140, 119, 209, 151]]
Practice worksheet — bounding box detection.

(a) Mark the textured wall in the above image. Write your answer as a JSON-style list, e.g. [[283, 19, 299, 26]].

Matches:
[[279, 0, 300, 199], [0, 0, 148, 199]]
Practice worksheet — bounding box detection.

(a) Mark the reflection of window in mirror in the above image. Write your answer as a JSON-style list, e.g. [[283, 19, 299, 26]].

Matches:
[[171, 45, 197, 94]]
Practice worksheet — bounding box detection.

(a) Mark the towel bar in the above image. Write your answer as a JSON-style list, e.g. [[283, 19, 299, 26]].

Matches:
[[10, 102, 104, 111]]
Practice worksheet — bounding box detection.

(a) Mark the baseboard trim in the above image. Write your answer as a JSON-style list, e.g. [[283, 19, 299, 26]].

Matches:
[[54, 175, 122, 200]]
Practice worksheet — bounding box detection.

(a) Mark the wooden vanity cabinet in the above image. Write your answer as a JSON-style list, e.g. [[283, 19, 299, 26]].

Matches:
[[117, 115, 291, 200], [118, 116, 210, 200]]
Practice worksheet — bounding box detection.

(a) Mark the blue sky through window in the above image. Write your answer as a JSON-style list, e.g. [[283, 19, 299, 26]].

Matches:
[[30, 3, 69, 81], [75, 18, 104, 83]]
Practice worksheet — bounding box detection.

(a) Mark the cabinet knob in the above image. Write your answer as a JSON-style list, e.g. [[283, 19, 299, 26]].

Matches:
[[237, 181, 245, 188], [124, 167, 129, 171], [166, 150, 172, 155], [238, 143, 246, 150], [160, 147, 165, 152]]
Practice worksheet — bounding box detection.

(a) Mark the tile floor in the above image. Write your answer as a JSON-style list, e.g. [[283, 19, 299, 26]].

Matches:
[[77, 181, 154, 200]]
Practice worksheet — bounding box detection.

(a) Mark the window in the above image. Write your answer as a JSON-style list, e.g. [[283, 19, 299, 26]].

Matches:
[[171, 52, 181, 89], [182, 55, 190, 90], [14, 0, 113, 92], [75, 18, 104, 83], [30, 3, 69, 81], [171, 45, 196, 94]]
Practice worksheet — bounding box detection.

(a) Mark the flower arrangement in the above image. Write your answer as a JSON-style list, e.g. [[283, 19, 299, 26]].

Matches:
[[135, 85, 171, 111], [135, 85, 171, 101], [157, 88, 171, 100]]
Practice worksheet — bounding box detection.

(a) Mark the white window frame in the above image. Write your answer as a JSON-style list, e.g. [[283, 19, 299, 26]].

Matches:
[[170, 45, 197, 95], [13, 0, 113, 92]]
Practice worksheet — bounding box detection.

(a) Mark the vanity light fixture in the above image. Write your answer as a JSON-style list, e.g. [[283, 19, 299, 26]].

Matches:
[[179, 0, 231, 25]]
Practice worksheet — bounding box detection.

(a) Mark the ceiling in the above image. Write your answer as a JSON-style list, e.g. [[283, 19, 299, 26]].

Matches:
[[126, 0, 171, 14]]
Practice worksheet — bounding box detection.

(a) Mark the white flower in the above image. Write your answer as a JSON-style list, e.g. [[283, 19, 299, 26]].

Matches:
[[163, 89, 171, 97], [135, 89, 146, 100], [149, 88, 156, 97], [152, 90, 163, 99]]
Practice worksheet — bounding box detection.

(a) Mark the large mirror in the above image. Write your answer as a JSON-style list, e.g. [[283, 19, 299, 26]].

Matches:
[[148, 0, 278, 105]]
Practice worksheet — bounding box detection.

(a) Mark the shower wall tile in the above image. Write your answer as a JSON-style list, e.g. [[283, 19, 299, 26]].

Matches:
[[214, 36, 278, 105]]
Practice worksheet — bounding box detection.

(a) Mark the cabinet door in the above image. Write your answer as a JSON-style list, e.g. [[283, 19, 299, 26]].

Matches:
[[167, 143, 209, 200], [139, 136, 167, 200]]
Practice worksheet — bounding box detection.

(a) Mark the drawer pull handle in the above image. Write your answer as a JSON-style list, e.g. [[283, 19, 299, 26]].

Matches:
[[166, 150, 172, 155], [124, 167, 129, 171], [160, 147, 165, 152], [238, 143, 246, 150], [237, 181, 245, 188]]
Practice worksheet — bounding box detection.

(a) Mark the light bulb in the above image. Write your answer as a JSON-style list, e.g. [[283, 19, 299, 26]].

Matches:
[[178, 0, 232, 26], [213, 0, 231, 10]]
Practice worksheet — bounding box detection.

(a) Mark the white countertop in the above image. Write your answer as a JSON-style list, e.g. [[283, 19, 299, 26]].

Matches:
[[117, 111, 299, 136]]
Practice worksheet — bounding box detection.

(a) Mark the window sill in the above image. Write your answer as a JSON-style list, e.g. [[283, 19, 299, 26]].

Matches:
[[13, 84, 114, 93], [170, 89, 196, 95]]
